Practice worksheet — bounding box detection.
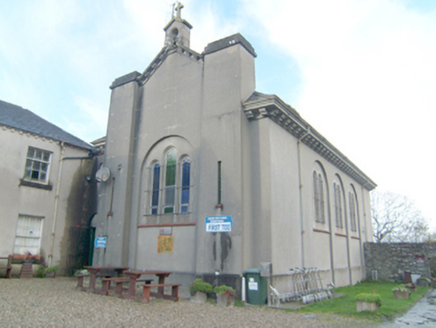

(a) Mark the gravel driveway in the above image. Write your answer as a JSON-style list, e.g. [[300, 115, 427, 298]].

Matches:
[[0, 278, 368, 327]]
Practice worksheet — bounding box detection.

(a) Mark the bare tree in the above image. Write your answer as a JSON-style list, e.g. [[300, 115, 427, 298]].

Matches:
[[371, 191, 429, 243]]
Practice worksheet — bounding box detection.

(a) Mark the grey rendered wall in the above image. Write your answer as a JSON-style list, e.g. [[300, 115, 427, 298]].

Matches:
[[93, 80, 139, 267]]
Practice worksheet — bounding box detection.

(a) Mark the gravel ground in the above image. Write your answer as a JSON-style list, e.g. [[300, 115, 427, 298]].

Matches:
[[0, 278, 369, 327]]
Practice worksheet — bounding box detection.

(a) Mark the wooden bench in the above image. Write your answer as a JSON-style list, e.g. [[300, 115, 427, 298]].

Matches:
[[0, 255, 12, 279], [76, 274, 90, 289], [141, 283, 182, 303], [101, 277, 154, 297], [101, 277, 130, 295]]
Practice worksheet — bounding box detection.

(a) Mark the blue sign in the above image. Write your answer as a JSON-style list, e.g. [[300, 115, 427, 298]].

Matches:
[[205, 216, 233, 232], [94, 236, 107, 248]]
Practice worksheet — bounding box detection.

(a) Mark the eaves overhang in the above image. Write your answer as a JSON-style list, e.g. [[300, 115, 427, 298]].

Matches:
[[243, 92, 377, 190]]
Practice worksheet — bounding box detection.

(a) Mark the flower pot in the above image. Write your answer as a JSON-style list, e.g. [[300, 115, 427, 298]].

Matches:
[[190, 291, 207, 303], [356, 301, 379, 312], [216, 292, 235, 307], [393, 290, 409, 299]]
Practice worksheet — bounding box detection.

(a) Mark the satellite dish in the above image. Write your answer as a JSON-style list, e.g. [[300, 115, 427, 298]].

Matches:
[[96, 166, 110, 182]]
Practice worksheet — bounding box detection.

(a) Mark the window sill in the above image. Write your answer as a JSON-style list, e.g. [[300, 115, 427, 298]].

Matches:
[[335, 232, 348, 238], [19, 179, 53, 191], [313, 228, 330, 234]]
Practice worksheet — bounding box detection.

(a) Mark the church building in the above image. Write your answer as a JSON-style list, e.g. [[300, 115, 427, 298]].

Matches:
[[92, 5, 376, 295]]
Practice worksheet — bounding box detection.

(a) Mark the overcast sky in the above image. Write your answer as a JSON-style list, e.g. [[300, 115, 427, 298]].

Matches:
[[1, 0, 435, 232]]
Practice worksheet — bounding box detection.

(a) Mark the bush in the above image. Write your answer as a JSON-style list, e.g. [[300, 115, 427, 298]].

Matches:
[[214, 284, 236, 296], [190, 279, 212, 294], [392, 285, 409, 292], [355, 293, 382, 307], [37, 265, 59, 278]]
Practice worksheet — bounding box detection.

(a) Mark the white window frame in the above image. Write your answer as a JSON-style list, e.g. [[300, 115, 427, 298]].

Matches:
[[23, 147, 52, 184]]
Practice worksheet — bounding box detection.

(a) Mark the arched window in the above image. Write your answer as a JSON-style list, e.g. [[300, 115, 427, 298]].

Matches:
[[164, 148, 177, 214], [334, 183, 343, 228], [180, 156, 191, 213], [349, 190, 357, 232], [313, 171, 325, 223], [151, 162, 161, 215]]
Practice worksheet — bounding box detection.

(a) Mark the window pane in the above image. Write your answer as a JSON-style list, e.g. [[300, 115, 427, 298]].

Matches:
[[151, 163, 160, 214], [164, 206, 174, 214], [180, 157, 191, 213], [31, 170, 40, 180], [35, 149, 42, 160], [164, 149, 176, 211], [165, 186, 175, 206]]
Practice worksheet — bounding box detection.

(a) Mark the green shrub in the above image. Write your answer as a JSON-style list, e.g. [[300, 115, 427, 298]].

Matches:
[[37, 265, 59, 278], [190, 279, 212, 294], [214, 284, 236, 296], [392, 285, 409, 292], [355, 293, 382, 307]]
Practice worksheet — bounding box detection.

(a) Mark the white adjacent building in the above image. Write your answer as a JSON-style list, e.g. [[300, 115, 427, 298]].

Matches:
[[0, 100, 97, 275]]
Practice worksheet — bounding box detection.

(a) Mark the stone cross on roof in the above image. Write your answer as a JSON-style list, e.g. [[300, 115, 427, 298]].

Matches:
[[175, 2, 184, 19]]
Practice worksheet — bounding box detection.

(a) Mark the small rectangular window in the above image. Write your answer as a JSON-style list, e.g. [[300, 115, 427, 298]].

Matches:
[[24, 147, 51, 184]]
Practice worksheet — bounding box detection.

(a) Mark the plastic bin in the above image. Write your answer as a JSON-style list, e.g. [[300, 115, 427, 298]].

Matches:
[[244, 268, 268, 305]]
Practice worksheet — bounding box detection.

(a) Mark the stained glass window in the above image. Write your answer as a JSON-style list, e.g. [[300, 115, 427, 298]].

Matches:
[[151, 163, 160, 215], [164, 149, 177, 214], [180, 157, 191, 213]]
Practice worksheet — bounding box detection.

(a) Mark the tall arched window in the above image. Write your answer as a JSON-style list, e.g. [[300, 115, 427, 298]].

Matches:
[[349, 190, 357, 232], [164, 148, 177, 214], [313, 171, 325, 223], [180, 156, 191, 213], [151, 162, 161, 215], [334, 182, 343, 228]]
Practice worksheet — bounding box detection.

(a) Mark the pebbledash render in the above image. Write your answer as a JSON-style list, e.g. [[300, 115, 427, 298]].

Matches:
[[92, 6, 376, 295]]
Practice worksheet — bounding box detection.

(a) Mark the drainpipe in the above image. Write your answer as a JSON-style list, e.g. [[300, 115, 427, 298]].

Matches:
[[297, 129, 310, 268]]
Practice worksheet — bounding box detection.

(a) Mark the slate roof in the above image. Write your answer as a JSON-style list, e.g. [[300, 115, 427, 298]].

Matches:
[[0, 100, 92, 150]]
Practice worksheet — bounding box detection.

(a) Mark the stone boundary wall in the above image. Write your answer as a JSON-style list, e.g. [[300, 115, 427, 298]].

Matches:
[[364, 242, 436, 282]]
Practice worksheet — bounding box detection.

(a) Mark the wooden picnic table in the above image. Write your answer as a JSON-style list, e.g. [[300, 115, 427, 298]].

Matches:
[[82, 266, 129, 293], [123, 270, 171, 300]]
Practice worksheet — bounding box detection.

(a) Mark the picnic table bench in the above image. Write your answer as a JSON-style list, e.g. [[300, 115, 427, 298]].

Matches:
[[78, 266, 129, 292], [141, 283, 182, 303], [101, 277, 153, 296]]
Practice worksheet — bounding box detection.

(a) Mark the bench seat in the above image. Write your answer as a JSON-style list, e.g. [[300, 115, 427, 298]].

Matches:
[[76, 274, 90, 289], [141, 283, 182, 303], [101, 277, 154, 297]]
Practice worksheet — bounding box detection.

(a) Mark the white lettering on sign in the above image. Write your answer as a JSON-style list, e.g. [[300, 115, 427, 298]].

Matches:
[[205, 216, 233, 233]]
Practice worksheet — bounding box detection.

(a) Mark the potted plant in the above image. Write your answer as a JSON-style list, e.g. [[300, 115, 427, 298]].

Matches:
[[392, 285, 410, 299], [37, 265, 59, 278], [355, 293, 382, 312], [214, 284, 236, 307], [190, 278, 212, 303]]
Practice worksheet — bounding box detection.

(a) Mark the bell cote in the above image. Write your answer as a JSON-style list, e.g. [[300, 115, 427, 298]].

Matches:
[[164, 2, 193, 48]]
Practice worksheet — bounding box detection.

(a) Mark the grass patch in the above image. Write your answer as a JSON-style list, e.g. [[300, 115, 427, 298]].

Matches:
[[297, 281, 430, 322]]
